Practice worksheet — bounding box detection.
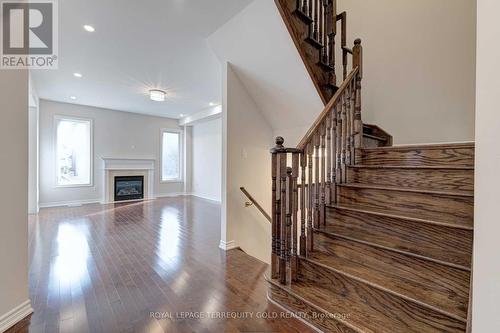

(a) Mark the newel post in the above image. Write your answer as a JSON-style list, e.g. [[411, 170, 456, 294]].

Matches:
[[271, 136, 285, 280], [353, 38, 363, 161]]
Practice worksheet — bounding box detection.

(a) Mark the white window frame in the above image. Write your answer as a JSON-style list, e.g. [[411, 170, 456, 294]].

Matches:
[[160, 128, 183, 183], [54, 115, 94, 188]]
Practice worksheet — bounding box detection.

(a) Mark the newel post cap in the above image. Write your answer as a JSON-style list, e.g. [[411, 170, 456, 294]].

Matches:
[[354, 38, 362, 45], [271, 136, 287, 153]]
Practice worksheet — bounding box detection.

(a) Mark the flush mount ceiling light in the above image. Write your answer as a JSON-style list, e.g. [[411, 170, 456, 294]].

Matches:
[[73, 72, 83, 78], [149, 89, 166, 102], [83, 25, 95, 32], [179, 114, 184, 117], [70, 96, 77, 100], [209, 102, 216, 106]]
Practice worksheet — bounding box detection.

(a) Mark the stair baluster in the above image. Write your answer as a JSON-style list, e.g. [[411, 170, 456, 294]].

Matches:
[[291, 154, 299, 281], [301, 0, 309, 15], [314, 133, 320, 228], [346, 84, 352, 166], [326, 115, 332, 205], [300, 153, 307, 256], [279, 153, 287, 284], [307, 144, 314, 253], [331, 107, 337, 202], [320, 122, 327, 226]]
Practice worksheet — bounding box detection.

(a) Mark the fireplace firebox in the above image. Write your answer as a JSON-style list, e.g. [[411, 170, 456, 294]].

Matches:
[[114, 176, 144, 202]]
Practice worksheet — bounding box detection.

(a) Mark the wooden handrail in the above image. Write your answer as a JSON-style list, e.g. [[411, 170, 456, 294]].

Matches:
[[297, 66, 359, 150], [240, 187, 271, 223]]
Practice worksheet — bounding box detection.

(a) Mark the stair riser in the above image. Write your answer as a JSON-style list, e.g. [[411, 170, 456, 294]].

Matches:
[[298, 259, 467, 332], [348, 168, 473, 192], [338, 187, 473, 227], [268, 282, 357, 333], [326, 208, 472, 267], [361, 147, 474, 167]]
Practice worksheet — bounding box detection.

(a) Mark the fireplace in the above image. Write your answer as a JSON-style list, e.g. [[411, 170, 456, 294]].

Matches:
[[114, 176, 144, 202]]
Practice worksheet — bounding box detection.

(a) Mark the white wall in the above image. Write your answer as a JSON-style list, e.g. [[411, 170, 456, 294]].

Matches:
[[192, 118, 222, 202], [337, 0, 476, 144], [472, 0, 500, 331], [0, 70, 32, 328], [222, 62, 274, 263], [39, 100, 186, 206], [28, 106, 39, 214], [208, 0, 323, 148]]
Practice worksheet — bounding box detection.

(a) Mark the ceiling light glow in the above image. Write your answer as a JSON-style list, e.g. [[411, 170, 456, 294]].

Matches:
[[70, 96, 77, 100], [149, 89, 166, 102], [83, 25, 95, 32], [73, 72, 83, 78]]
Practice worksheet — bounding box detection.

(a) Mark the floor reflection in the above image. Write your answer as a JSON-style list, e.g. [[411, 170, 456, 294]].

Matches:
[[157, 206, 181, 268], [54, 222, 90, 290]]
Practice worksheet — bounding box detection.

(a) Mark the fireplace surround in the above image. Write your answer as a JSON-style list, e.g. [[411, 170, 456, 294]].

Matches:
[[102, 158, 155, 203]]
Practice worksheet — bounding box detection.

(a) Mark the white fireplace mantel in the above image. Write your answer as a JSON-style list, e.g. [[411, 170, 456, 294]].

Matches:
[[101, 158, 156, 203]]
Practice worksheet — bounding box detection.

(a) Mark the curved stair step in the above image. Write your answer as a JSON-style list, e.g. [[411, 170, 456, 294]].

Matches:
[[309, 233, 470, 320], [347, 165, 474, 192], [324, 205, 473, 267], [337, 184, 474, 228], [360, 143, 474, 167]]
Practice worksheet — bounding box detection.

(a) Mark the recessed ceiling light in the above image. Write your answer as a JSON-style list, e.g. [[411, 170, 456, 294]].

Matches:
[[70, 96, 77, 100], [83, 25, 95, 32], [73, 72, 83, 78], [179, 114, 184, 117], [209, 102, 216, 106], [149, 89, 166, 102]]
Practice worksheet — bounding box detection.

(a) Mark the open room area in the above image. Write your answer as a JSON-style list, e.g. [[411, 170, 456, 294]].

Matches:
[[2, 0, 499, 332]]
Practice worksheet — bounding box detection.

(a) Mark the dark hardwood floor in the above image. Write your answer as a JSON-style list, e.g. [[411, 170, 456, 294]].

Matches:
[[16, 196, 312, 333]]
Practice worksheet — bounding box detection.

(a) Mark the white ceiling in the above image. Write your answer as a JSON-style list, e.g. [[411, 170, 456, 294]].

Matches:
[[31, 0, 253, 118]]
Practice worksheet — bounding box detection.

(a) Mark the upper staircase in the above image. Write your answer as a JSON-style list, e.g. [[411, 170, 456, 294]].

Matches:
[[263, 1, 474, 332]]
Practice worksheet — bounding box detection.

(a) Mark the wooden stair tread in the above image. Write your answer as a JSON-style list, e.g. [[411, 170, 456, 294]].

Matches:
[[268, 264, 467, 332], [349, 164, 474, 170], [324, 207, 473, 267], [327, 203, 473, 230], [338, 183, 474, 197], [363, 133, 387, 142], [362, 142, 475, 151], [309, 233, 471, 320]]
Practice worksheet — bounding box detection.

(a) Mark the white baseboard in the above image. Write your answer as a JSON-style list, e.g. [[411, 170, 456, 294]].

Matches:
[[0, 300, 33, 333], [39, 199, 102, 208], [190, 193, 221, 203], [219, 239, 238, 251], [154, 192, 188, 198]]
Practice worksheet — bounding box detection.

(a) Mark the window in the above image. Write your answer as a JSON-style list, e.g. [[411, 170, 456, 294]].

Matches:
[[161, 130, 181, 182], [55, 117, 92, 186]]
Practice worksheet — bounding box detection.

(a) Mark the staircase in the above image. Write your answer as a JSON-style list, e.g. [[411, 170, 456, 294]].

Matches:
[[264, 1, 473, 332]]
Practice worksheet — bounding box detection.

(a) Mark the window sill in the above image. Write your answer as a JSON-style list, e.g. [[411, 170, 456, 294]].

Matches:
[[55, 183, 94, 189], [160, 180, 183, 184]]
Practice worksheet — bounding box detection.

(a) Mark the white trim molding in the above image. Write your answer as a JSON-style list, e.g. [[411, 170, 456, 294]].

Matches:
[[101, 157, 155, 204], [219, 239, 238, 251], [0, 300, 33, 333], [39, 199, 102, 208]]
